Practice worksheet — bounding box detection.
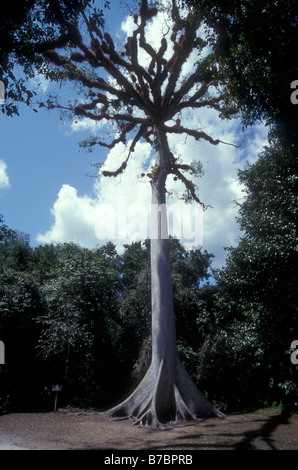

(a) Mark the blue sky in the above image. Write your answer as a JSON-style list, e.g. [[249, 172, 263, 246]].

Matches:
[[0, 1, 268, 269], [0, 96, 103, 238]]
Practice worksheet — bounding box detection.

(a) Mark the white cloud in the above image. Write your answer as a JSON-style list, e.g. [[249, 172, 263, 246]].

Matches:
[[0, 160, 10, 190], [194, 120, 268, 267], [37, 115, 268, 267], [69, 116, 106, 134], [162, 107, 268, 266], [36, 140, 153, 249], [37, 184, 99, 247]]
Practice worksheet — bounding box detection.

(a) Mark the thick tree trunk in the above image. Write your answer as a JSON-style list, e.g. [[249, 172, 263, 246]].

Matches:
[[107, 128, 224, 427]]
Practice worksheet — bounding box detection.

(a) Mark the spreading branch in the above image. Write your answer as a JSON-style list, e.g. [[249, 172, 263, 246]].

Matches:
[[37, 0, 238, 203], [163, 124, 239, 147]]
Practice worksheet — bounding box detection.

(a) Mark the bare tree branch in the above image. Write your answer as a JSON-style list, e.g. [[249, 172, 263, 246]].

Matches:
[[163, 124, 238, 147], [101, 155, 130, 177]]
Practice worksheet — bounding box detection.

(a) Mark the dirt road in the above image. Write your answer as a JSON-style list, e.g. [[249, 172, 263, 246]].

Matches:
[[0, 409, 297, 451]]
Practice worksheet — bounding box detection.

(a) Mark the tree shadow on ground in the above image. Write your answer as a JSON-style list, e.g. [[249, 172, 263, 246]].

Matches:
[[144, 411, 294, 451], [234, 411, 291, 450]]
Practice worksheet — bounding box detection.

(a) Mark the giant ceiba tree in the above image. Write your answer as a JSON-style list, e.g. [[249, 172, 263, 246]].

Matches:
[[37, 0, 236, 427]]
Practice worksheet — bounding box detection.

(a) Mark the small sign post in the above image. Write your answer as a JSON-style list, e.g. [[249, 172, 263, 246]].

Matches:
[[52, 385, 62, 412]]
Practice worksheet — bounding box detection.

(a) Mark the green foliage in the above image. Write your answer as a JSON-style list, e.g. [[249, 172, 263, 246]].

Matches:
[[0, 229, 124, 410], [1, 186, 297, 412], [0, 223, 217, 411], [0, 270, 45, 411], [187, 0, 298, 148], [36, 242, 123, 407], [1, 138, 297, 417], [164, 9, 298, 394], [203, 144, 298, 411], [0, 0, 107, 116]]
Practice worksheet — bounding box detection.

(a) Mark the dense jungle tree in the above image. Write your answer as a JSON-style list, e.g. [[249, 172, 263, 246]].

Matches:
[[0, 235, 125, 411], [33, 0, 241, 427], [37, 242, 123, 407], [211, 144, 298, 409], [0, 214, 218, 412], [186, 0, 298, 149], [183, 0, 298, 410], [0, 270, 45, 411]]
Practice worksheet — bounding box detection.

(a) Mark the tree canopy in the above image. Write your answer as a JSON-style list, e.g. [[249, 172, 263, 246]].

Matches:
[[0, 0, 108, 115], [186, 0, 298, 148], [34, 0, 239, 209]]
